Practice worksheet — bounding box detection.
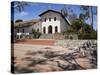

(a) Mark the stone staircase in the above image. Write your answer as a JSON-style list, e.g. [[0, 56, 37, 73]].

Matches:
[[39, 34, 53, 39], [39, 34, 78, 40]]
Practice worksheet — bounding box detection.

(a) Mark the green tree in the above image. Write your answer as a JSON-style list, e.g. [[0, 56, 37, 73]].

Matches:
[[71, 19, 83, 33], [11, 1, 29, 27], [14, 1, 29, 12], [32, 29, 37, 38], [61, 5, 77, 22], [32, 29, 41, 38], [82, 23, 93, 33], [15, 19, 23, 23], [78, 23, 97, 39]]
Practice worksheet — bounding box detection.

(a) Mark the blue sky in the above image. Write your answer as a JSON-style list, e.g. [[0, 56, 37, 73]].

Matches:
[[13, 2, 97, 30]]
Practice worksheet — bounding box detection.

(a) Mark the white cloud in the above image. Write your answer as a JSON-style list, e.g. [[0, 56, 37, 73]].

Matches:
[[19, 11, 29, 16]]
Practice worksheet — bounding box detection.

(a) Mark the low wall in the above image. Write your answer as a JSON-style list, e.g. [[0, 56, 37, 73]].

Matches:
[[53, 34, 78, 40], [54, 40, 97, 49]]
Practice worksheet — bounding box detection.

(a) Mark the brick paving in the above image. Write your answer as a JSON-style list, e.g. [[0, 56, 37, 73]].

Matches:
[[15, 39, 55, 46]]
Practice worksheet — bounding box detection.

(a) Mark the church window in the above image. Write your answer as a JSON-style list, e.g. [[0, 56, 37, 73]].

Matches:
[[22, 28, 24, 33], [44, 18, 46, 22], [54, 17, 56, 21], [49, 17, 51, 21]]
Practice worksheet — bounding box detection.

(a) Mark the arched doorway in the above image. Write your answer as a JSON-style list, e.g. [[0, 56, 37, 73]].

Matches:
[[22, 28, 24, 33], [43, 27, 46, 34], [55, 26, 58, 33], [48, 25, 52, 34]]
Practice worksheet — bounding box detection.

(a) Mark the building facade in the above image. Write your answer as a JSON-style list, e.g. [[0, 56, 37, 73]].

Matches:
[[14, 10, 70, 35]]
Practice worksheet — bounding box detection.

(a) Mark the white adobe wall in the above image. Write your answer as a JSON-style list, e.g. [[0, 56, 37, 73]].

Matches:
[[15, 21, 42, 35], [15, 26, 30, 34], [60, 16, 69, 32], [29, 21, 42, 33], [41, 11, 61, 34]]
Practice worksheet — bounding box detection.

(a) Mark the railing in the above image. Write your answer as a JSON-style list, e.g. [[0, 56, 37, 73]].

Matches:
[[15, 33, 30, 39]]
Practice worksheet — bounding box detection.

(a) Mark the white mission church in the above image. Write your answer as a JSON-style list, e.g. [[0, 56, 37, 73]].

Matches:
[[14, 9, 71, 36]]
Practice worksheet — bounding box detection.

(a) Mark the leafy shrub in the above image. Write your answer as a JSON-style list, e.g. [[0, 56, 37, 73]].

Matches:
[[78, 31, 97, 39], [32, 29, 41, 38]]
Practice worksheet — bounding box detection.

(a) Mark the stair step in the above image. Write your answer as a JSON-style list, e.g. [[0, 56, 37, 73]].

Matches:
[[39, 34, 53, 39]]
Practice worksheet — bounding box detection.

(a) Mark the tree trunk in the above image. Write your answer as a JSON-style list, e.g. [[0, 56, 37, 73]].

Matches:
[[90, 7, 94, 29]]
